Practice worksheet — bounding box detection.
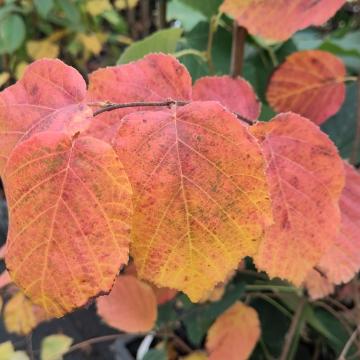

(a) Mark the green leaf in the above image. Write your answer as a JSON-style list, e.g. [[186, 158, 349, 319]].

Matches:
[[167, 0, 206, 31], [250, 298, 291, 357], [0, 341, 29, 360], [118, 28, 183, 64], [177, 0, 222, 18], [40, 335, 73, 360], [321, 83, 358, 161], [0, 14, 25, 54], [179, 21, 232, 80], [57, 0, 81, 26], [34, 0, 55, 18], [181, 281, 245, 346], [310, 307, 357, 357], [143, 349, 167, 360]]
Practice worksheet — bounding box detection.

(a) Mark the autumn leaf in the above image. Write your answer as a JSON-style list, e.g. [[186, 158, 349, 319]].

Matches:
[[87, 53, 192, 141], [0, 341, 29, 360], [304, 269, 334, 300], [206, 301, 260, 360], [41, 334, 73, 360], [315, 162, 360, 285], [124, 261, 177, 304], [97, 275, 157, 333], [220, 0, 346, 41], [0, 59, 92, 174], [86, 0, 112, 16], [114, 101, 272, 301], [4, 291, 48, 335], [27, 39, 60, 60], [3, 132, 133, 317], [250, 113, 344, 286], [192, 76, 260, 121], [267, 50, 346, 125]]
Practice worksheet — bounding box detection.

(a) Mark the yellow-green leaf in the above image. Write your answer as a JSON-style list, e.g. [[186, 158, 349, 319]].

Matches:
[[40, 335, 73, 360]]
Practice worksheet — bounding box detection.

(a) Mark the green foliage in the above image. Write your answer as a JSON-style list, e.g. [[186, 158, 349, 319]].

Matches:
[[118, 28, 183, 64]]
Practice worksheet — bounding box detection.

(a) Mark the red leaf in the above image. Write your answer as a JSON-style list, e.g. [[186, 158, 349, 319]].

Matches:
[[3, 132, 133, 316], [250, 113, 344, 285], [304, 269, 334, 300], [97, 275, 157, 333], [267, 50, 346, 125], [206, 302, 260, 360], [114, 101, 272, 301], [0, 59, 92, 174], [220, 0, 345, 41], [193, 76, 260, 120], [316, 162, 360, 284], [87, 54, 192, 141]]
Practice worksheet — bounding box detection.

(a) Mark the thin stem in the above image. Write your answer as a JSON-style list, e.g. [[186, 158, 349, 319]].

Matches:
[[206, 13, 221, 74], [92, 100, 189, 117], [174, 49, 207, 60], [280, 297, 307, 360], [230, 21, 247, 77], [338, 326, 360, 360], [267, 47, 279, 67], [63, 334, 139, 358], [350, 76, 360, 165]]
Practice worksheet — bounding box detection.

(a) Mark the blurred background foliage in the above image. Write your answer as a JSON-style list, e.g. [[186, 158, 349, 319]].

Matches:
[[0, 1, 360, 359]]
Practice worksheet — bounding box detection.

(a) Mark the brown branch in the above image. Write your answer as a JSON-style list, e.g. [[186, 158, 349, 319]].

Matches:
[[157, 0, 167, 29], [91, 100, 256, 125], [140, 0, 151, 37], [350, 76, 360, 165], [230, 21, 247, 77], [92, 100, 189, 117]]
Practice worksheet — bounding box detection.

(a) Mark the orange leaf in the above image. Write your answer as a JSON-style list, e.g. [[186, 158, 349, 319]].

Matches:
[[124, 261, 177, 304], [0, 59, 92, 175], [206, 301, 260, 360], [192, 76, 260, 121], [97, 275, 157, 333], [267, 50, 346, 125], [316, 162, 360, 284], [220, 0, 345, 41], [250, 113, 344, 285], [153, 287, 177, 305], [3, 132, 133, 317], [114, 101, 272, 301], [304, 269, 334, 300], [4, 291, 48, 335], [87, 53, 192, 141]]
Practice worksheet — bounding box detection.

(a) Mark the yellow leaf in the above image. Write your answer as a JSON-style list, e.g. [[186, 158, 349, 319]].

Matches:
[[4, 292, 48, 335], [41, 335, 73, 360], [181, 352, 208, 360], [0, 72, 10, 87], [115, 0, 139, 9], [0, 341, 29, 360], [27, 39, 59, 60], [77, 33, 103, 55], [15, 62, 28, 80], [0, 341, 13, 358], [86, 0, 112, 16]]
